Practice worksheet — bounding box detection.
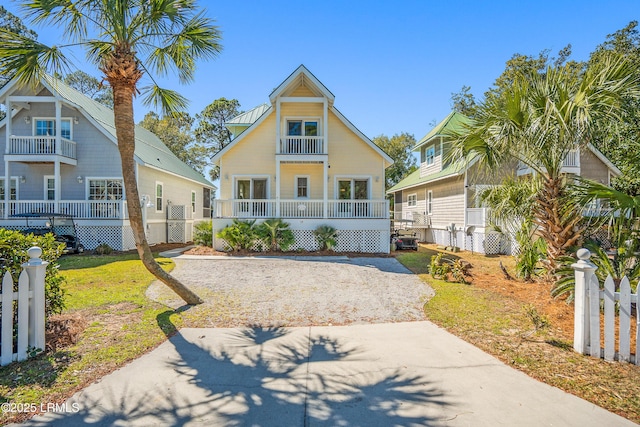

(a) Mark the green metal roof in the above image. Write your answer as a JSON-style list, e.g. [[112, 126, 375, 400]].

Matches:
[[387, 161, 466, 193], [43, 76, 214, 188], [226, 103, 271, 125], [414, 111, 471, 151]]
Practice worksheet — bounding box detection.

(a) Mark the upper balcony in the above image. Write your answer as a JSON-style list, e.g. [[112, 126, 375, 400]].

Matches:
[[517, 149, 579, 176], [7, 135, 77, 164], [279, 136, 325, 155]]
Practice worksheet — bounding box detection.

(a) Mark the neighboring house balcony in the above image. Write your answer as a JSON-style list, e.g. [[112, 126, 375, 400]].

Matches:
[[517, 149, 579, 176], [6, 135, 77, 165], [0, 200, 128, 220], [214, 199, 389, 219], [279, 136, 325, 155]]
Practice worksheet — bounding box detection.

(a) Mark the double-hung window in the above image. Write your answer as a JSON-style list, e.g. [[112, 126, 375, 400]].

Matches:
[[296, 176, 309, 198], [425, 146, 435, 165], [407, 193, 417, 207], [156, 182, 164, 213], [88, 179, 123, 200]]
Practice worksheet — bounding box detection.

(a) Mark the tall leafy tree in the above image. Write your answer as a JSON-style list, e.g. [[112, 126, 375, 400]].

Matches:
[[451, 85, 478, 118], [0, 0, 223, 305], [64, 70, 113, 108], [0, 6, 36, 120], [589, 21, 640, 195], [194, 97, 241, 180], [373, 132, 417, 190], [140, 111, 207, 173], [451, 54, 640, 268]]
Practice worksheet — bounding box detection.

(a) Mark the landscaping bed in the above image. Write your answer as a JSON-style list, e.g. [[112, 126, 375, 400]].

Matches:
[[396, 244, 640, 423]]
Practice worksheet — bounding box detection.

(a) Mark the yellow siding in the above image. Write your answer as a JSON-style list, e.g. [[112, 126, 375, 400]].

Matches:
[[289, 84, 316, 97], [280, 164, 323, 199], [327, 111, 384, 199], [280, 103, 323, 117], [219, 114, 277, 199]]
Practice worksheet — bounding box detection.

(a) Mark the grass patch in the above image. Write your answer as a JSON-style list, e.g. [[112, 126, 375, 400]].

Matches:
[[0, 253, 183, 425], [396, 246, 640, 424]]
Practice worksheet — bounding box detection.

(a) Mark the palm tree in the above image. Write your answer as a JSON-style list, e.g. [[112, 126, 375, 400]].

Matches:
[[451, 54, 640, 269], [0, 0, 223, 305]]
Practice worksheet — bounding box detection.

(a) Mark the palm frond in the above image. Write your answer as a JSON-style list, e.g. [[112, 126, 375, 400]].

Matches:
[[140, 85, 189, 115]]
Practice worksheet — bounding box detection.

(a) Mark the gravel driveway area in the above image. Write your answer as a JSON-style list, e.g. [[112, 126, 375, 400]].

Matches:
[[147, 256, 434, 327]]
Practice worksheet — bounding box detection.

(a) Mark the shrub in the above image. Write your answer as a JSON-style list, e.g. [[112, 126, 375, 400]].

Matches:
[[216, 219, 257, 251], [255, 218, 295, 252], [193, 221, 213, 246], [0, 229, 66, 318], [429, 253, 450, 280], [94, 243, 113, 255], [313, 225, 338, 251]]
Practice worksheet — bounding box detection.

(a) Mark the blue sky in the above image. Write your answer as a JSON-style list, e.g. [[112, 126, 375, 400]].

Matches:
[[5, 0, 639, 141]]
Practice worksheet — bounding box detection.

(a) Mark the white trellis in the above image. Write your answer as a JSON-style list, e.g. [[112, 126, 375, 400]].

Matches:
[[572, 248, 639, 364]]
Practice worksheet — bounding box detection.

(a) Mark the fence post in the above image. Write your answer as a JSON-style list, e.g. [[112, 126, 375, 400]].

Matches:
[[22, 247, 48, 352], [571, 248, 597, 354]]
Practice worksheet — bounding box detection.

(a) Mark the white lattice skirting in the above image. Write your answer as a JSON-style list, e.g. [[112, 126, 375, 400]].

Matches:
[[425, 228, 515, 255], [213, 218, 390, 253]]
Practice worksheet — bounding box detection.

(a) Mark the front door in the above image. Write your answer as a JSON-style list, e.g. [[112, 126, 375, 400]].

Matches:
[[236, 178, 268, 216]]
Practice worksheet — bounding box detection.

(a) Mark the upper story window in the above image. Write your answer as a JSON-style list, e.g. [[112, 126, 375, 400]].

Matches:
[[407, 193, 417, 207], [425, 146, 435, 165], [287, 120, 318, 136], [35, 118, 72, 139], [0, 178, 17, 200]]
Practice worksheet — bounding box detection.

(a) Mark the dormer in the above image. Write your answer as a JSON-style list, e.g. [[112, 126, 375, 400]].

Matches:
[[414, 112, 470, 178], [269, 65, 334, 156]]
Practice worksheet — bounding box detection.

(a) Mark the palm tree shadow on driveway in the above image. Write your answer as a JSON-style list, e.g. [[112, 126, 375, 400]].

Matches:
[[23, 311, 452, 426]]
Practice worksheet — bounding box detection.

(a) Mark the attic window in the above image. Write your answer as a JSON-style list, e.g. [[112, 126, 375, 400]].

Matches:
[[425, 146, 435, 165], [287, 120, 318, 136]]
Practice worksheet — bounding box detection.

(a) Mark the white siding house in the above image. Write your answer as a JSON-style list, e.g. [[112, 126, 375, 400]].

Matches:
[[0, 75, 214, 250]]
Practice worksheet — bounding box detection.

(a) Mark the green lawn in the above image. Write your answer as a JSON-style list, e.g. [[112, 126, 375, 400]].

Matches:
[[0, 253, 183, 425]]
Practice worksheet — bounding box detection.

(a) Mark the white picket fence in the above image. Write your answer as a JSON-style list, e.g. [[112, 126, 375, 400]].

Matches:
[[572, 248, 639, 364], [0, 247, 48, 366]]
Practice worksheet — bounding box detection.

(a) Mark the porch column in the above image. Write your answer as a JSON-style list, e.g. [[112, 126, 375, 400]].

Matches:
[[323, 160, 328, 219], [55, 100, 62, 155], [4, 100, 10, 219], [275, 99, 281, 153], [323, 99, 328, 154], [4, 161, 10, 220], [275, 160, 281, 217], [5, 99, 11, 155], [54, 160, 61, 213]]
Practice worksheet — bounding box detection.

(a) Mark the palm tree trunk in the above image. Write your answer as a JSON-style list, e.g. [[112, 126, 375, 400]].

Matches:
[[533, 175, 583, 269], [108, 76, 203, 305]]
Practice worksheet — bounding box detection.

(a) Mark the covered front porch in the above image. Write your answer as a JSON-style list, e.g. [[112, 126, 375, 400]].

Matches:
[[214, 199, 389, 219]]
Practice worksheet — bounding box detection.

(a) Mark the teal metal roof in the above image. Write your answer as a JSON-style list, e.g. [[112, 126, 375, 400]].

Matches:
[[387, 161, 466, 193], [414, 111, 471, 151], [42, 76, 213, 188], [226, 103, 271, 125]]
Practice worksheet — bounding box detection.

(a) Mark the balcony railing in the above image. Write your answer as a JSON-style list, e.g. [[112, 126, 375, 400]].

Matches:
[[8, 136, 77, 159], [214, 199, 389, 219], [279, 136, 325, 155], [0, 200, 127, 219], [517, 149, 580, 173]]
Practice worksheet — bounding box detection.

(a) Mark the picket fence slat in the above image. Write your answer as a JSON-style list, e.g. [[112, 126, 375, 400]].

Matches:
[[603, 275, 616, 361], [16, 271, 29, 362], [588, 275, 601, 358], [0, 248, 48, 367], [1, 272, 13, 365], [573, 249, 639, 366], [619, 277, 632, 363]]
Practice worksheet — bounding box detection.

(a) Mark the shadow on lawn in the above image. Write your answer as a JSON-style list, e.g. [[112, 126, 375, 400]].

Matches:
[[22, 311, 452, 426]]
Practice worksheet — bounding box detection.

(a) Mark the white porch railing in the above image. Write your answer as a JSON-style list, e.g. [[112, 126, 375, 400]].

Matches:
[[214, 199, 389, 219], [572, 249, 639, 365], [1, 200, 128, 219], [1, 247, 47, 366], [279, 136, 325, 155], [8, 136, 77, 159]]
